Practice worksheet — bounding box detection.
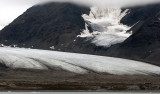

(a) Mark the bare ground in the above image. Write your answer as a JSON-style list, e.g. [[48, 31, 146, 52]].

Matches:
[[0, 67, 160, 91]]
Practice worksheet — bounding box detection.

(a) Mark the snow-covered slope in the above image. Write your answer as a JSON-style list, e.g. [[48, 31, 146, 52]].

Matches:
[[78, 7, 132, 47], [0, 47, 160, 75]]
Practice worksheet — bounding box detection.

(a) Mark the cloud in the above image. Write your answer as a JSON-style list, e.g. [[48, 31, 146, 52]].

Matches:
[[12, 0, 160, 7], [16, 0, 160, 7], [0, 0, 160, 27], [0, 0, 30, 26], [60, 0, 160, 7]]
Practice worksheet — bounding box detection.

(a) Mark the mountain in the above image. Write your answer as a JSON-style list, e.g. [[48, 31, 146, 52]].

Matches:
[[0, 2, 160, 66], [0, 2, 90, 49]]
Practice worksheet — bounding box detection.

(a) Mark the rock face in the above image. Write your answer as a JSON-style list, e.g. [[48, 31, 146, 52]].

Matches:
[[0, 2, 160, 66], [113, 12, 160, 66]]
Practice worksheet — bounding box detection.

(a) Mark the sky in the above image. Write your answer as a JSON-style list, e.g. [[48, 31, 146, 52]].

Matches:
[[0, 0, 160, 29]]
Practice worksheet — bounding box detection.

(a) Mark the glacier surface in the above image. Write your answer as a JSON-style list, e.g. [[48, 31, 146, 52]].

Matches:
[[0, 47, 160, 75], [78, 7, 132, 47]]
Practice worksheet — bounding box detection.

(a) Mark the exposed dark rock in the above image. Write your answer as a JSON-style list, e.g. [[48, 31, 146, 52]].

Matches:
[[121, 4, 160, 26], [114, 13, 160, 66]]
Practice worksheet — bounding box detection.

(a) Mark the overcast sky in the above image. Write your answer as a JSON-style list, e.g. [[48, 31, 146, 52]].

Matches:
[[0, 0, 160, 28]]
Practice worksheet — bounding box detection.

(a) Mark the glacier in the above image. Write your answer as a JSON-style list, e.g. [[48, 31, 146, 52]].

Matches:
[[0, 47, 160, 75], [78, 7, 132, 47]]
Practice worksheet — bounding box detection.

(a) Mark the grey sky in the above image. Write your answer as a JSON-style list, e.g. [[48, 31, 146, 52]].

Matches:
[[0, 0, 160, 27]]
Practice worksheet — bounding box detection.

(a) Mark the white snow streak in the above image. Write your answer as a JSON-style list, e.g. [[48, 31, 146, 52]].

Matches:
[[0, 47, 160, 75]]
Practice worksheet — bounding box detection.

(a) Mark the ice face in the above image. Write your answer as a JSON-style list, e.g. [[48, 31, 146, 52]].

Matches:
[[78, 7, 131, 47], [0, 47, 160, 75]]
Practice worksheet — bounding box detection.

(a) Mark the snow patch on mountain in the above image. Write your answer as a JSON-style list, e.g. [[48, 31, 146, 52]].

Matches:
[[0, 47, 160, 75], [78, 7, 131, 47]]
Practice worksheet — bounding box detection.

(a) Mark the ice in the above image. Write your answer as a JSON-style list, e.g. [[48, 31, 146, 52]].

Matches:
[[0, 47, 160, 75], [78, 7, 131, 47], [50, 46, 55, 50], [77, 23, 92, 38], [92, 33, 127, 47]]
